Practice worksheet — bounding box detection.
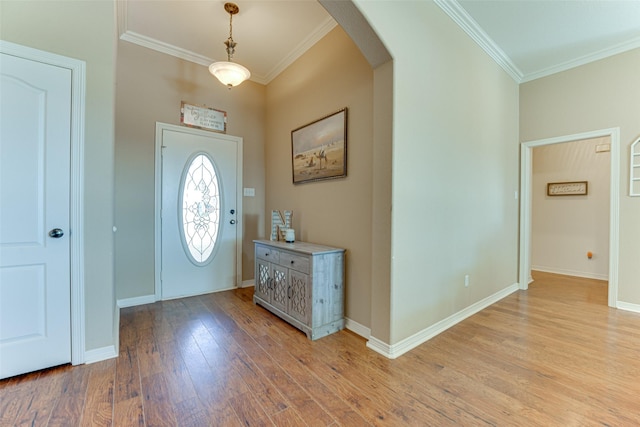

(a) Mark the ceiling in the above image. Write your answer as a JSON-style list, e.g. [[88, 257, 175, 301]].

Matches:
[[118, 0, 640, 85], [118, 0, 337, 85]]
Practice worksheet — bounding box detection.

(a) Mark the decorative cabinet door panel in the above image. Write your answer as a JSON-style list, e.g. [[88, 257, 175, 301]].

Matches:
[[255, 260, 272, 303], [288, 270, 310, 325], [271, 265, 288, 313]]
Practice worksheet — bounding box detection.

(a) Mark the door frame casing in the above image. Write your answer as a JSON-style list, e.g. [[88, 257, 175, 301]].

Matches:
[[0, 40, 86, 364], [154, 122, 243, 300], [519, 127, 620, 307]]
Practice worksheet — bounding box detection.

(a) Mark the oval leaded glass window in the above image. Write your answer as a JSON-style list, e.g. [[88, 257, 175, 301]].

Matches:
[[179, 153, 221, 265]]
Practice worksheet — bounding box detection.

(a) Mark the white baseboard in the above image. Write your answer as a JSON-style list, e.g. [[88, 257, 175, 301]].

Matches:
[[241, 280, 255, 288], [122, 285, 251, 307], [366, 283, 520, 359], [344, 317, 370, 339], [366, 336, 393, 357], [117, 294, 156, 308], [84, 345, 118, 364], [617, 301, 640, 314], [531, 266, 608, 281]]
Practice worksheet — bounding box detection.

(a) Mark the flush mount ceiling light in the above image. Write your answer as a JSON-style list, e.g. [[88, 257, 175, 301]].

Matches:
[[209, 2, 251, 88]]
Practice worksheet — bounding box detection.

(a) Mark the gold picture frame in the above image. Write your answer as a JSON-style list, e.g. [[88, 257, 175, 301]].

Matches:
[[547, 181, 588, 196], [291, 108, 347, 184]]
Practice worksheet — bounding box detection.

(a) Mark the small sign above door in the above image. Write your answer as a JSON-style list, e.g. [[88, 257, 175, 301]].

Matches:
[[180, 101, 227, 133], [547, 181, 588, 196]]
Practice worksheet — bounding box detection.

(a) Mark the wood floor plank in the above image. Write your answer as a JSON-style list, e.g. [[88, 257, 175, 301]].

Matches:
[[80, 359, 115, 427], [10, 366, 69, 427], [204, 400, 244, 427], [46, 364, 91, 427], [172, 398, 212, 427], [2, 271, 640, 426], [217, 330, 335, 426], [253, 334, 372, 426], [114, 348, 141, 403], [229, 351, 289, 416], [228, 391, 274, 427], [113, 397, 144, 427], [136, 339, 164, 379], [155, 339, 198, 404], [268, 408, 308, 426], [140, 373, 178, 427]]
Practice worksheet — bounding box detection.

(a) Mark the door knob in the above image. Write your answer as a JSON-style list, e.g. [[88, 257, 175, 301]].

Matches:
[[230, 219, 236, 225], [49, 228, 64, 238]]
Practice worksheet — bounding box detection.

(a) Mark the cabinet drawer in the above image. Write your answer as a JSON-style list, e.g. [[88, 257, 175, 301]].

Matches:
[[256, 245, 280, 263], [279, 252, 310, 274]]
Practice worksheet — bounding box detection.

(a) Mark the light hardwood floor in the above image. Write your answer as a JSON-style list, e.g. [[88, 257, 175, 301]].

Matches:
[[2, 271, 640, 426]]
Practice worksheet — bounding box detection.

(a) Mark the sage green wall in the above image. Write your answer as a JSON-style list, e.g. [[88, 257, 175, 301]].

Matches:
[[521, 48, 640, 306], [115, 41, 266, 301], [354, 0, 520, 345], [265, 27, 375, 329], [1, 1, 117, 351]]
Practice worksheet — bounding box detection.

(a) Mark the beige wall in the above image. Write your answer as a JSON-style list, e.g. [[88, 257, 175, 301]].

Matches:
[[355, 1, 520, 344], [521, 48, 640, 305], [115, 41, 266, 300], [370, 61, 393, 342], [265, 27, 375, 328], [1, 1, 117, 351], [532, 137, 610, 279]]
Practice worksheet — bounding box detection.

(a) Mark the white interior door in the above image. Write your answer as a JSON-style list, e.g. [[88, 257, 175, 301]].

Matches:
[[160, 124, 241, 299], [0, 52, 72, 379]]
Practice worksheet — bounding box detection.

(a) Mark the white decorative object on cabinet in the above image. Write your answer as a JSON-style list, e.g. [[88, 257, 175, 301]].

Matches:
[[253, 240, 345, 340], [631, 137, 640, 196]]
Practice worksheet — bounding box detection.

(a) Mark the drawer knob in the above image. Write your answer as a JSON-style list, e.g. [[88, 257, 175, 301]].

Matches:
[[291, 260, 294, 264]]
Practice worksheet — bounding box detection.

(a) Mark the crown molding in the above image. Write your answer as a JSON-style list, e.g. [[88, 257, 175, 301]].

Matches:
[[119, 31, 213, 68], [435, 0, 640, 84], [116, 0, 127, 39], [263, 17, 338, 83], [120, 30, 269, 85], [520, 35, 640, 83], [434, 0, 523, 83], [115, 0, 335, 85]]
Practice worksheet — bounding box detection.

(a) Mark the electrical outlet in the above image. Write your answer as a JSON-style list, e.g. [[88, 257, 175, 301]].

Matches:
[[464, 274, 470, 287]]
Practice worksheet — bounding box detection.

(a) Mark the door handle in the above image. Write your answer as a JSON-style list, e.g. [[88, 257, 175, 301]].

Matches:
[[49, 228, 64, 238]]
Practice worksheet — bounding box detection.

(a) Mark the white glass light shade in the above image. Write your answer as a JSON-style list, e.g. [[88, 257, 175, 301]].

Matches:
[[208, 61, 251, 87]]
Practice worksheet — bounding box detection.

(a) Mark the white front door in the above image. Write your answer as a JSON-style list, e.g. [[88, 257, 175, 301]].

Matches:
[[0, 52, 72, 378], [159, 124, 242, 300]]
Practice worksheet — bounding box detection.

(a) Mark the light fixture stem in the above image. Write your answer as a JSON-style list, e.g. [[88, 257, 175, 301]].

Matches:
[[224, 5, 237, 61], [210, 2, 249, 88]]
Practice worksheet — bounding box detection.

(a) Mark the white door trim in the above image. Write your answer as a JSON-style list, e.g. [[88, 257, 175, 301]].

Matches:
[[519, 128, 620, 308], [0, 40, 86, 364], [154, 122, 243, 300]]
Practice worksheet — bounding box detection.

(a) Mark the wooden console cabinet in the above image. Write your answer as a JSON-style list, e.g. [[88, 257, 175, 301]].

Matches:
[[253, 240, 345, 340]]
